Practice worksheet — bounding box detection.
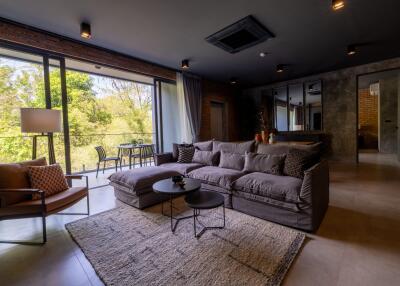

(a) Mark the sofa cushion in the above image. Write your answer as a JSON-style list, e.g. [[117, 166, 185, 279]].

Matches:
[[188, 166, 245, 189], [283, 148, 319, 179], [159, 162, 203, 176], [192, 150, 217, 166], [244, 152, 286, 175], [28, 164, 69, 200], [257, 142, 322, 155], [108, 167, 180, 195], [213, 140, 255, 155], [12, 187, 88, 214], [193, 140, 213, 151], [232, 172, 302, 203], [0, 157, 47, 206], [218, 151, 244, 171], [177, 145, 195, 163]]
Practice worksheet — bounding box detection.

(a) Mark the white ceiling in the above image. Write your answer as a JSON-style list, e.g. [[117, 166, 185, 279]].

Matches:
[[0, 0, 399, 86]]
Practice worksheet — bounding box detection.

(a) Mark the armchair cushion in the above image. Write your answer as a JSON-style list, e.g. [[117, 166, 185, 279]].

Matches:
[[12, 187, 88, 215], [0, 157, 47, 206], [28, 164, 69, 200]]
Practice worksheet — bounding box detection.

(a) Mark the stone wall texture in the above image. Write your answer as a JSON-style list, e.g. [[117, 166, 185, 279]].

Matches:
[[379, 77, 398, 153], [244, 58, 400, 162]]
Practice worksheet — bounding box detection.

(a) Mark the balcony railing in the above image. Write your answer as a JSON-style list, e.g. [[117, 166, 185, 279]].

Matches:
[[0, 132, 156, 173]]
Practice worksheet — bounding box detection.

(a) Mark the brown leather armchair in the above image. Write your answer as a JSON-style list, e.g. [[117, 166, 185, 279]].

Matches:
[[0, 158, 90, 245]]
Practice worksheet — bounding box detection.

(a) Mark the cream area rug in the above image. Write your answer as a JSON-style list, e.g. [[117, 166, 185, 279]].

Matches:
[[66, 199, 305, 286]]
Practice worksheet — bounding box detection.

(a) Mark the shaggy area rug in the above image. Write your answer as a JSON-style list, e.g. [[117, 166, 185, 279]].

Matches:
[[66, 200, 305, 286]]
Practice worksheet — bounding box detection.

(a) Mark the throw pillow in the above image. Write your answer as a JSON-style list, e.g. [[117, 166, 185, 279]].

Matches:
[[191, 149, 217, 166], [212, 140, 255, 155], [28, 164, 69, 200], [177, 145, 195, 163], [193, 140, 213, 151], [172, 143, 193, 161], [244, 152, 286, 175], [283, 149, 319, 179], [218, 151, 245, 171]]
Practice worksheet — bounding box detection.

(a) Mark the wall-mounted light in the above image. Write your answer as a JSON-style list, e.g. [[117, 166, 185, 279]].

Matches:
[[181, 59, 189, 69], [332, 0, 345, 10], [80, 22, 91, 39], [347, 45, 356, 55], [276, 64, 284, 73], [230, 77, 237, 84]]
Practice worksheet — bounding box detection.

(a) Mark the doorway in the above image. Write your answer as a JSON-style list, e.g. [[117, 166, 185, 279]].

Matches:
[[357, 69, 400, 162], [210, 101, 227, 141]]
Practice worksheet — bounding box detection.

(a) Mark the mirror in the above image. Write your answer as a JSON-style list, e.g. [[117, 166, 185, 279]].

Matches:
[[305, 80, 322, 131], [274, 86, 288, 131], [289, 84, 304, 131]]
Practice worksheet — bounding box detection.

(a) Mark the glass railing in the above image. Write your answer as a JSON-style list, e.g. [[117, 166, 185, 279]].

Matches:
[[0, 132, 156, 173]]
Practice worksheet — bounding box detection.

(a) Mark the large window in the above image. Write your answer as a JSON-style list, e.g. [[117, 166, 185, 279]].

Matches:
[[0, 47, 47, 163], [0, 45, 159, 174]]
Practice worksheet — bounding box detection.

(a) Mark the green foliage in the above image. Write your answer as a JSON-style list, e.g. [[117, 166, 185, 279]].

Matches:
[[0, 58, 153, 172]]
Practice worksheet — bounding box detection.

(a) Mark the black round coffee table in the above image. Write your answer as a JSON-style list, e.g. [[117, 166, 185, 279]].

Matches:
[[153, 178, 201, 232], [185, 191, 225, 238]]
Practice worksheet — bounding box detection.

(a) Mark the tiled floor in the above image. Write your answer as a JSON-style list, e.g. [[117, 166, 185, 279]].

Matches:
[[1, 153, 399, 286]]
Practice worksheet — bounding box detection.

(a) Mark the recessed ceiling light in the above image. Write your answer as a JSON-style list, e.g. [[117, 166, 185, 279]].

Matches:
[[276, 64, 284, 73], [259, 52, 267, 57], [230, 77, 237, 84], [181, 59, 189, 69], [347, 45, 356, 55], [332, 0, 345, 10], [80, 22, 91, 39]]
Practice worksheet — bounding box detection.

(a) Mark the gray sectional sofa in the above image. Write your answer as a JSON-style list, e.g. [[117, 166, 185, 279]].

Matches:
[[109, 140, 329, 232], [154, 140, 329, 232]]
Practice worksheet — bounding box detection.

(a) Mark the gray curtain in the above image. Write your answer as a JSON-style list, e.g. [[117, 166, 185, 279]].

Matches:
[[182, 73, 202, 142]]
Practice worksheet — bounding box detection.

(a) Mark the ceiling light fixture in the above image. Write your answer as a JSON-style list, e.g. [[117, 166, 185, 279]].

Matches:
[[80, 22, 91, 39], [230, 77, 237, 84], [332, 0, 345, 10], [276, 64, 284, 73], [347, 45, 356, 55], [259, 52, 267, 57], [181, 59, 189, 69]]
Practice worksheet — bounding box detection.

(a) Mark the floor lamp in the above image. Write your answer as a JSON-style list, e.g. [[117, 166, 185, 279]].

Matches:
[[20, 108, 62, 165]]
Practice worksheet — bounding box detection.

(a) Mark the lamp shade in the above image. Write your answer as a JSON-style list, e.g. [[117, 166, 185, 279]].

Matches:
[[20, 108, 62, 133]]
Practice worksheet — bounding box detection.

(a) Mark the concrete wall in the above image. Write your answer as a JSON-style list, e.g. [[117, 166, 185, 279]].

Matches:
[[243, 57, 400, 162], [379, 77, 398, 153]]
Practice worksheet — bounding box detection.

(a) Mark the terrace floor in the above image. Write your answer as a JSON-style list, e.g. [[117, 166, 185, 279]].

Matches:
[[0, 152, 400, 286]]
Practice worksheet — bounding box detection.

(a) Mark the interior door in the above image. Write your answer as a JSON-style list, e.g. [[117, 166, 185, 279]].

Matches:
[[210, 102, 225, 141]]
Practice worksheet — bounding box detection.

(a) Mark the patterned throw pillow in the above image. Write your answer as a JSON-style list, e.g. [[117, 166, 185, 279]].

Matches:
[[28, 164, 69, 200], [283, 149, 319, 179], [177, 145, 195, 163]]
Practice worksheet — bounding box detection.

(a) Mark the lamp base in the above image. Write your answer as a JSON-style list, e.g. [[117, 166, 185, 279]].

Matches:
[[32, 133, 56, 164]]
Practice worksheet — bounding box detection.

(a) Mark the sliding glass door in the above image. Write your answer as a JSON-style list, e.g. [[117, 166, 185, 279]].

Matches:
[[0, 43, 158, 175]]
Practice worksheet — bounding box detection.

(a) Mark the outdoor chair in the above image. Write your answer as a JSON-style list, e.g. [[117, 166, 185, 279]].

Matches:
[[95, 146, 121, 177], [140, 144, 155, 166]]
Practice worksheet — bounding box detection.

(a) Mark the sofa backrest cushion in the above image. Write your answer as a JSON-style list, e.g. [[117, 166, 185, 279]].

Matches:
[[256, 142, 322, 156], [218, 151, 245, 171], [28, 163, 69, 200], [0, 157, 47, 206], [193, 140, 213, 151], [283, 148, 320, 179], [213, 140, 255, 155], [244, 152, 286, 175], [192, 150, 218, 166]]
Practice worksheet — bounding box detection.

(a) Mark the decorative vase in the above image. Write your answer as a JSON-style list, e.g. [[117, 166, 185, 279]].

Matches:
[[261, 130, 269, 144], [255, 133, 262, 143], [269, 133, 275, 144]]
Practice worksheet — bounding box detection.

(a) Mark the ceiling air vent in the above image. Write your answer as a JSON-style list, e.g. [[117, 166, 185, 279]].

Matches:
[[205, 15, 274, 54]]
